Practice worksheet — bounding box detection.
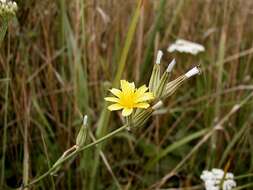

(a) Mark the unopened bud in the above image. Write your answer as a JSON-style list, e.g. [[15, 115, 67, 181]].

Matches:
[[162, 75, 186, 98], [185, 66, 200, 78], [149, 64, 160, 92], [76, 115, 88, 147], [166, 59, 176, 73], [155, 50, 163, 64], [155, 60, 175, 98], [133, 109, 153, 128], [152, 101, 163, 110]]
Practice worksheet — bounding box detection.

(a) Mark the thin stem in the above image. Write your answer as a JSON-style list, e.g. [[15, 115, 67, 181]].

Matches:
[[1, 57, 9, 188], [23, 124, 128, 188], [232, 183, 253, 190], [234, 173, 253, 180]]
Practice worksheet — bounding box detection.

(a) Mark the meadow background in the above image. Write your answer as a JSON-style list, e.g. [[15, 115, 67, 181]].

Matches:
[[1, 0, 253, 189]]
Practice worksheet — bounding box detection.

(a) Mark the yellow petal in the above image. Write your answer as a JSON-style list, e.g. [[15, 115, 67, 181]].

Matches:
[[135, 85, 148, 97], [105, 97, 119, 103], [110, 88, 122, 98], [120, 80, 129, 92], [129, 82, 135, 91], [135, 102, 150, 108], [108, 104, 123, 111], [122, 108, 133, 117], [136, 92, 154, 102]]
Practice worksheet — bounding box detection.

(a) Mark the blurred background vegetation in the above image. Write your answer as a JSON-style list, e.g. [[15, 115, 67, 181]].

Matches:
[[1, 0, 253, 189]]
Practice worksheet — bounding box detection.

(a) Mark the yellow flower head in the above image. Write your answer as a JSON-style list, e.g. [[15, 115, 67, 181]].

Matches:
[[105, 80, 154, 117]]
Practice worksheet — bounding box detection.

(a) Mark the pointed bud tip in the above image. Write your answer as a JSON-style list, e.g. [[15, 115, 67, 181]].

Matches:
[[152, 101, 163, 110], [155, 50, 163, 64], [83, 115, 88, 126], [185, 66, 201, 78], [166, 59, 176, 72]]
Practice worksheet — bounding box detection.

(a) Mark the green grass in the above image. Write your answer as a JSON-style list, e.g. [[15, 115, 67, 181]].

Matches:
[[1, 0, 253, 189]]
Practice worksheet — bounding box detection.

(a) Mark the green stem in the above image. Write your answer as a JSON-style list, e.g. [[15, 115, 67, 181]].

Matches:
[[1, 53, 9, 188], [234, 173, 253, 180], [232, 183, 253, 190], [23, 124, 128, 188], [0, 16, 9, 42]]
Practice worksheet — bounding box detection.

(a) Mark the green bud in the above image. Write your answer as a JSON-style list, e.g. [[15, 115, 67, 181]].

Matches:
[[155, 59, 176, 99], [162, 66, 200, 99], [149, 50, 163, 92], [132, 101, 164, 128], [149, 64, 160, 93], [133, 108, 153, 128], [162, 75, 186, 99], [76, 115, 88, 147]]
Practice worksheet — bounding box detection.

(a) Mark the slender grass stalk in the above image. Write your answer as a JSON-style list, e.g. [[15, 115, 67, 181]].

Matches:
[[218, 123, 248, 167], [232, 183, 253, 190], [234, 173, 253, 180], [141, 0, 166, 79], [23, 109, 29, 190], [91, 1, 143, 189], [162, 0, 185, 43], [96, 0, 143, 136], [41, 132, 55, 190], [0, 17, 8, 42], [112, 0, 143, 87], [210, 28, 226, 167], [0, 61, 9, 188]]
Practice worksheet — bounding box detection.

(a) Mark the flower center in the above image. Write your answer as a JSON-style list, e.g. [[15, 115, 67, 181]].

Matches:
[[119, 92, 136, 108]]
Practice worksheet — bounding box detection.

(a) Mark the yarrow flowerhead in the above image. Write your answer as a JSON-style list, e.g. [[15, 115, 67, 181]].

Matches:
[[0, 0, 18, 16], [0, 0, 18, 41], [105, 80, 154, 117], [200, 168, 236, 190], [168, 39, 205, 55]]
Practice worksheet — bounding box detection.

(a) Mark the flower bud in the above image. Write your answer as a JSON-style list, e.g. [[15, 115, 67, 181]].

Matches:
[[132, 108, 153, 128], [155, 59, 176, 98], [185, 66, 201, 78], [155, 50, 163, 64], [149, 50, 163, 92], [162, 75, 186, 99], [75, 115, 88, 147], [152, 101, 163, 110], [162, 66, 200, 99]]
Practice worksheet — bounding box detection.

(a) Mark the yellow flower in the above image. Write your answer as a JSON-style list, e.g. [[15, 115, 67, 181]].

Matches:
[[105, 80, 154, 117]]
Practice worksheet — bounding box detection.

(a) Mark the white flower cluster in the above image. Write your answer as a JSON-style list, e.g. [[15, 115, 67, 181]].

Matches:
[[200, 168, 236, 190], [168, 39, 205, 55], [0, 0, 18, 16]]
